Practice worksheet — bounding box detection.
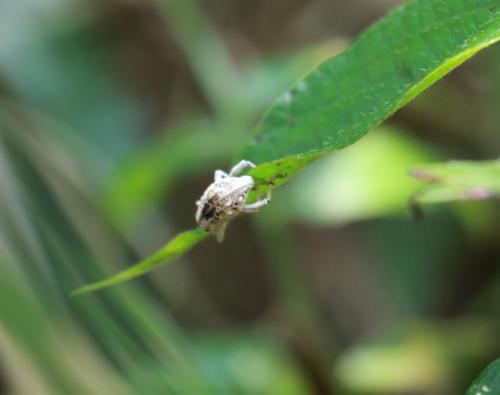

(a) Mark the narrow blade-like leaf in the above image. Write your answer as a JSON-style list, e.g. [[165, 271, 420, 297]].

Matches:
[[73, 228, 208, 295]]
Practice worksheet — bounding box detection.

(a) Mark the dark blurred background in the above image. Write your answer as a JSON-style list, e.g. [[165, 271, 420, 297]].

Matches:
[[0, 0, 499, 394]]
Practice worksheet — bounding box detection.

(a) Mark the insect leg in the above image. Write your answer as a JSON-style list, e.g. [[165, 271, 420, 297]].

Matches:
[[229, 160, 256, 176], [242, 189, 271, 213]]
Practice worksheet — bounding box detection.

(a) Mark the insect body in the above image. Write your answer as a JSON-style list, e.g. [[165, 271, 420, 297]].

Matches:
[[195, 160, 271, 242]]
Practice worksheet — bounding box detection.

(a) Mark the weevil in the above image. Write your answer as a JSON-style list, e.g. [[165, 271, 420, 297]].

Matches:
[[195, 160, 271, 242]]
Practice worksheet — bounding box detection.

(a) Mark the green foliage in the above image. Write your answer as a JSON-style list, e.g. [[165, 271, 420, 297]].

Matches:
[[335, 320, 499, 394], [287, 127, 437, 224], [73, 228, 208, 295], [74, 0, 500, 293], [242, 0, 500, 184], [103, 41, 345, 228], [465, 359, 500, 395], [2, 1, 500, 394], [411, 160, 500, 205]]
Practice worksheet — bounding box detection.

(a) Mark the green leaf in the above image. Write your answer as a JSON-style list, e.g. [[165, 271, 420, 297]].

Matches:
[[465, 359, 500, 395], [410, 160, 500, 205], [74, 0, 500, 293], [335, 320, 499, 394], [241, 0, 500, 185], [287, 127, 437, 224], [72, 228, 208, 295]]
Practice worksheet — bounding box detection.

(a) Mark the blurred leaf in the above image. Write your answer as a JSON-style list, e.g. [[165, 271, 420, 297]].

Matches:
[[0, 265, 84, 393], [0, 11, 145, 167], [465, 359, 500, 395], [193, 334, 309, 395], [102, 118, 236, 228], [287, 127, 437, 224], [241, 0, 500, 188], [335, 319, 499, 394], [73, 228, 208, 295], [157, 0, 244, 114], [0, 111, 223, 393], [410, 160, 500, 205]]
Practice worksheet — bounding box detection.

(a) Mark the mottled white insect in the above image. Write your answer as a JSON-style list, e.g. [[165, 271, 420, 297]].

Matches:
[[195, 160, 271, 242]]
